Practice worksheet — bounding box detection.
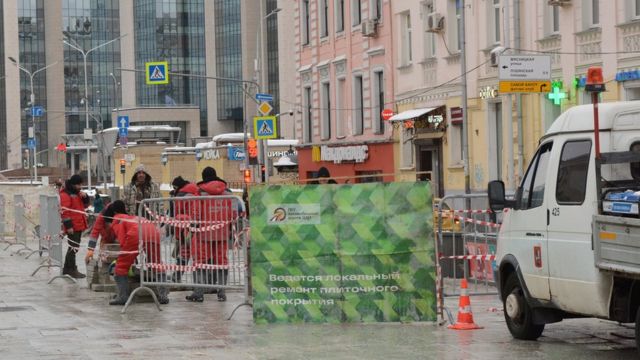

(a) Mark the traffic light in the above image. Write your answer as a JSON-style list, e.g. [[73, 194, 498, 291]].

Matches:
[[243, 169, 251, 184], [248, 138, 258, 165], [120, 159, 126, 174]]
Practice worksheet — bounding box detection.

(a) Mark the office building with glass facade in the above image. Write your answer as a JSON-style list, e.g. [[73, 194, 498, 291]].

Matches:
[[0, 0, 279, 174]]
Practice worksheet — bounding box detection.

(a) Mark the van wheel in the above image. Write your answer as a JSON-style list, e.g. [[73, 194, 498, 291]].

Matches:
[[502, 273, 544, 340]]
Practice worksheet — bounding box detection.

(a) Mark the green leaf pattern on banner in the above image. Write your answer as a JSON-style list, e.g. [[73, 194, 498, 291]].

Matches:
[[251, 182, 436, 323]]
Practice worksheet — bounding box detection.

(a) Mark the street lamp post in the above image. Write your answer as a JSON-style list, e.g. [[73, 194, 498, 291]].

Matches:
[[256, 5, 281, 184], [8, 57, 57, 183], [63, 34, 125, 190], [109, 72, 119, 187]]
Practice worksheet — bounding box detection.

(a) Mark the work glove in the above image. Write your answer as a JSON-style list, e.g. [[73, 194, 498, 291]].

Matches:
[[85, 249, 94, 264]]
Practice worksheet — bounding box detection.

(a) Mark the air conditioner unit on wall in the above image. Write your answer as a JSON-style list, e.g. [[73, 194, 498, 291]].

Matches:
[[361, 19, 377, 37], [490, 46, 506, 67], [426, 13, 443, 32], [547, 0, 571, 6]]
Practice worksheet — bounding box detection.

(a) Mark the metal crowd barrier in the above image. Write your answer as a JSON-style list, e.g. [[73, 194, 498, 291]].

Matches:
[[29, 195, 75, 283], [0, 195, 7, 247], [4, 194, 33, 254], [120, 195, 249, 313], [436, 193, 499, 322], [25, 194, 48, 259]]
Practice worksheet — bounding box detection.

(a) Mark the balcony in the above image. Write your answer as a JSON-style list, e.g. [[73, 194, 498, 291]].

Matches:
[[618, 20, 640, 67], [575, 28, 602, 66], [536, 35, 562, 68]]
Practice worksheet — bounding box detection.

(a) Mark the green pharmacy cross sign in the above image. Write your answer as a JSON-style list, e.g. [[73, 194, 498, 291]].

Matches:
[[548, 81, 566, 105]]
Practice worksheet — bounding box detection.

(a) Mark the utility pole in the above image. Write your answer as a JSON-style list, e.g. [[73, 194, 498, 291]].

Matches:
[[504, 0, 515, 191], [460, 0, 470, 199]]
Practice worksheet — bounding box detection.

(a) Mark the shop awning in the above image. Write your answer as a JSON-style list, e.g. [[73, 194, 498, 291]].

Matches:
[[388, 107, 437, 122]]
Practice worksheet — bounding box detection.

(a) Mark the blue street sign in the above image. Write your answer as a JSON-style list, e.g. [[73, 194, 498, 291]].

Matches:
[[145, 61, 169, 85], [27, 138, 36, 149], [119, 127, 128, 137], [31, 106, 44, 117], [228, 147, 245, 161], [256, 93, 273, 102], [117, 115, 129, 129]]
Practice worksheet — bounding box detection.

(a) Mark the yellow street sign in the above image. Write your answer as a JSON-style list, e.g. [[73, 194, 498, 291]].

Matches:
[[499, 81, 551, 93], [258, 101, 273, 116]]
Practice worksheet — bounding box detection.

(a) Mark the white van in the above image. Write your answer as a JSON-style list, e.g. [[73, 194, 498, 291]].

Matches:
[[488, 101, 640, 350]]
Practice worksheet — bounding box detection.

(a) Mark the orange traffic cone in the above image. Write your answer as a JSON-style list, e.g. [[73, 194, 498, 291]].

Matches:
[[448, 278, 483, 330]]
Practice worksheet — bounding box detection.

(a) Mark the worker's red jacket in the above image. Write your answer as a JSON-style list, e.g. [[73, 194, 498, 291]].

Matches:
[[111, 214, 161, 276], [191, 180, 235, 266], [59, 188, 88, 232]]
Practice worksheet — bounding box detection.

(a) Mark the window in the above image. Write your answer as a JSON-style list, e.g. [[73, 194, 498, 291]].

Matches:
[[518, 142, 553, 210], [336, 78, 346, 137], [491, 0, 501, 44], [352, 0, 361, 26], [551, 5, 560, 34], [401, 127, 414, 168], [353, 75, 364, 135], [448, 0, 461, 52], [321, 82, 331, 140], [591, 0, 599, 26], [302, 0, 310, 45], [372, 70, 384, 134], [423, 0, 436, 58], [356, 170, 382, 183], [630, 142, 640, 179], [371, 0, 382, 21], [556, 140, 591, 204], [320, 0, 329, 38], [400, 12, 412, 65], [636, 0, 640, 18], [304, 86, 312, 142], [336, 0, 345, 32], [583, 0, 599, 28], [449, 115, 463, 165]]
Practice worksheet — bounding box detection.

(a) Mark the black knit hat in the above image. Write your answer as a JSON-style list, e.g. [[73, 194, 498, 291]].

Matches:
[[317, 167, 330, 178], [104, 200, 126, 224], [172, 176, 189, 189], [68, 174, 83, 185], [202, 166, 217, 182]]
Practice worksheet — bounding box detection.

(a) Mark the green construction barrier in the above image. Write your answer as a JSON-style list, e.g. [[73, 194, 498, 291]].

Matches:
[[250, 182, 436, 324]]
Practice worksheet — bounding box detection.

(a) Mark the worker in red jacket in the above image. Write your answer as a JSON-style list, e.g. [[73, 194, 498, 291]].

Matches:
[[170, 176, 200, 283], [186, 167, 234, 302], [109, 202, 169, 306], [84, 201, 126, 263], [59, 174, 90, 279]]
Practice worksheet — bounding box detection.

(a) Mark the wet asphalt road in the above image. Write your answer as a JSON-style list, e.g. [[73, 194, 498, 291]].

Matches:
[[0, 238, 637, 359]]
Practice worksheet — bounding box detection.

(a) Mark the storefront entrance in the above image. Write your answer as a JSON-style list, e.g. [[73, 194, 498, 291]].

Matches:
[[417, 140, 443, 198]]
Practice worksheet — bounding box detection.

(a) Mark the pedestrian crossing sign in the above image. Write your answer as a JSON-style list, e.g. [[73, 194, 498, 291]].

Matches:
[[253, 116, 278, 139], [145, 61, 169, 85]]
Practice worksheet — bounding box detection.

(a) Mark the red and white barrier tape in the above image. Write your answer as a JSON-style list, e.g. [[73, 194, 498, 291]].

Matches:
[[439, 254, 496, 261], [452, 215, 500, 228], [440, 209, 493, 214], [144, 262, 242, 271]]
